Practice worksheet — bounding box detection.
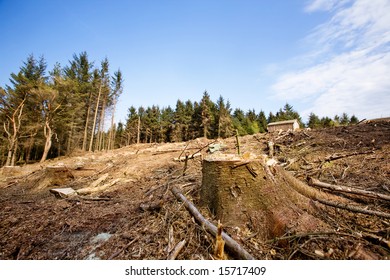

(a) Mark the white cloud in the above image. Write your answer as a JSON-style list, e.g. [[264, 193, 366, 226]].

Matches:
[[271, 0, 390, 120], [304, 0, 351, 13]]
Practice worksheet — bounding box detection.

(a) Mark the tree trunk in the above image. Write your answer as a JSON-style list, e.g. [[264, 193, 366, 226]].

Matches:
[[5, 149, 13, 166], [40, 119, 52, 163], [3, 99, 25, 166], [82, 92, 92, 151], [107, 97, 117, 150], [10, 138, 18, 166], [200, 154, 329, 241], [89, 84, 103, 152], [97, 97, 106, 151], [137, 115, 141, 144]]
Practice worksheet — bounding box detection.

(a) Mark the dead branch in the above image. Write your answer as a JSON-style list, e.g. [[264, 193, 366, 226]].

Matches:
[[167, 240, 186, 260], [308, 177, 390, 202], [170, 186, 255, 260], [315, 198, 390, 219], [276, 166, 390, 219], [174, 152, 201, 162], [177, 141, 190, 159], [319, 151, 374, 163], [190, 139, 218, 157]]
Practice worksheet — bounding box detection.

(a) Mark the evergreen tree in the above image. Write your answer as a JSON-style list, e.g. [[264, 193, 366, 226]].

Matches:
[[160, 106, 174, 142], [350, 115, 359, 124], [307, 112, 321, 129], [244, 110, 260, 135], [199, 91, 214, 138], [257, 110, 267, 133], [321, 116, 335, 127], [124, 106, 140, 145], [172, 100, 186, 142], [215, 95, 233, 138], [63, 51, 94, 152], [107, 69, 123, 150], [268, 112, 276, 123], [340, 112, 349, 126], [232, 108, 246, 136]]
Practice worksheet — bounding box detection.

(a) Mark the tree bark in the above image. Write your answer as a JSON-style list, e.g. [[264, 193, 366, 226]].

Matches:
[[82, 92, 92, 151], [40, 118, 53, 162], [201, 155, 330, 241], [89, 83, 103, 152], [3, 98, 25, 166]]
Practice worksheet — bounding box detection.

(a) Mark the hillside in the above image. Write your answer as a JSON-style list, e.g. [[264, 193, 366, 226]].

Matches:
[[0, 120, 389, 260]]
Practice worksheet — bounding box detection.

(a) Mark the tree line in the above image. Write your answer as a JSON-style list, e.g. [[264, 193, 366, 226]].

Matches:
[[1, 53, 358, 166], [1, 52, 123, 166], [115, 95, 358, 147]]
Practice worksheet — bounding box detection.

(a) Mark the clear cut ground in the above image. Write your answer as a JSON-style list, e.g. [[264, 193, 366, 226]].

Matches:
[[0, 121, 389, 260]]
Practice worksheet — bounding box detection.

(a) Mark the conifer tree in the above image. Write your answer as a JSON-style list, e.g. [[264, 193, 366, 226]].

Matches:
[[307, 113, 321, 129], [257, 110, 267, 133]]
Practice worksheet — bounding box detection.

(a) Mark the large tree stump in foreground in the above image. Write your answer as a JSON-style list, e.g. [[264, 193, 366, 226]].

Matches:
[[201, 154, 329, 241]]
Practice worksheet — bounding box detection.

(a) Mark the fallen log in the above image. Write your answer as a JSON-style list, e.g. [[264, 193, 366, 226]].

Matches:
[[170, 186, 255, 260], [308, 177, 390, 202]]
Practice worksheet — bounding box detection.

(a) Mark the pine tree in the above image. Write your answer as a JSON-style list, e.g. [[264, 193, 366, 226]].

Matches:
[[307, 113, 321, 129], [232, 108, 246, 136], [107, 69, 123, 150], [124, 106, 139, 145], [63, 52, 94, 152], [350, 115, 359, 124], [340, 112, 349, 126], [199, 91, 214, 138], [3, 54, 47, 164], [215, 95, 233, 138], [257, 110, 267, 133]]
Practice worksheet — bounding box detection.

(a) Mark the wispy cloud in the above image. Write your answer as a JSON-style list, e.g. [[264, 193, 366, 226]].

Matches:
[[271, 0, 390, 120]]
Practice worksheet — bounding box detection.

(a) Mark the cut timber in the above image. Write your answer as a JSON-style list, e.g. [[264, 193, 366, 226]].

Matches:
[[36, 165, 75, 190], [50, 187, 76, 198], [1, 166, 22, 176], [201, 154, 329, 241], [77, 178, 120, 195]]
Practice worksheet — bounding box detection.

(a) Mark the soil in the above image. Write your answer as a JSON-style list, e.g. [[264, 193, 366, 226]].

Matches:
[[1, 120, 389, 260]]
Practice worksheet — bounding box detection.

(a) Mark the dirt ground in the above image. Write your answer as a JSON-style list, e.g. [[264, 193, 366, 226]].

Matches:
[[1, 120, 389, 260]]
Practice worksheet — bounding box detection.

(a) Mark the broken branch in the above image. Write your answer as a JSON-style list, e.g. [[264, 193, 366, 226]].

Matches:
[[308, 177, 390, 202], [167, 239, 186, 260], [170, 186, 255, 260]]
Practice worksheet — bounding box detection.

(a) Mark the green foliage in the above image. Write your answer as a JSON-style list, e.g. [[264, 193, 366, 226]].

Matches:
[[1, 53, 365, 166], [1, 52, 123, 165], [307, 113, 321, 129]]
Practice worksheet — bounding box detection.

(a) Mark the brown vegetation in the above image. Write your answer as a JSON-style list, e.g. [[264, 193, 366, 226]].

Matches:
[[0, 121, 389, 260]]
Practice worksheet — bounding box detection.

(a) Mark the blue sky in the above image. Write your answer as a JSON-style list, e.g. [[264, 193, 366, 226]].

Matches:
[[1, 0, 389, 124]]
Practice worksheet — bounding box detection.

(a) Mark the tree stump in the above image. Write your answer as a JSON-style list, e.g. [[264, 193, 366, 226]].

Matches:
[[36, 165, 75, 190], [200, 154, 328, 241]]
